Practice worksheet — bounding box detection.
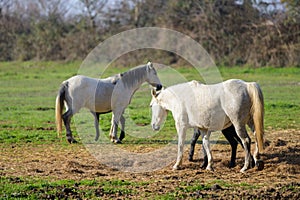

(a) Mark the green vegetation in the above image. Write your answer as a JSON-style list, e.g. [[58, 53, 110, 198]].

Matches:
[[0, 61, 299, 199], [0, 61, 79, 144], [1, 62, 299, 145], [0, 176, 269, 199], [0, 176, 143, 199], [1, 1, 299, 68]]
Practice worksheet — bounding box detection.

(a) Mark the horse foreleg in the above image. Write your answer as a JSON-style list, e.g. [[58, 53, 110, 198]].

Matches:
[[173, 123, 187, 170], [109, 120, 119, 143], [201, 145, 209, 169], [109, 112, 121, 143], [201, 130, 213, 171], [62, 110, 77, 143], [235, 126, 251, 172], [119, 114, 125, 141], [92, 112, 100, 141]]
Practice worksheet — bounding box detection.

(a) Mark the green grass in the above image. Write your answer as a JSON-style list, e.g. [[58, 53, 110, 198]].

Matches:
[[0, 176, 143, 199], [0, 175, 252, 199], [0, 62, 299, 145], [0, 61, 299, 198], [0, 61, 80, 144]]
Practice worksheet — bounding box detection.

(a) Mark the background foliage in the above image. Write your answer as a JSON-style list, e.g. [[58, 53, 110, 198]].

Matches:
[[0, 0, 299, 67]]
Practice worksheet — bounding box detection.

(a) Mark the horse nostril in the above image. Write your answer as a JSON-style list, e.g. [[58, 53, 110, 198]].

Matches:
[[156, 84, 162, 91]]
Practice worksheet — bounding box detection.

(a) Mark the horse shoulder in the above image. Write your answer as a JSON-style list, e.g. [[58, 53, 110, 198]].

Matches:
[[110, 81, 131, 110]]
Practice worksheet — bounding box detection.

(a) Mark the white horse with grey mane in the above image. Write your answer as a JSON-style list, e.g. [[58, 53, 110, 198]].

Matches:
[[56, 62, 162, 144], [150, 79, 264, 172]]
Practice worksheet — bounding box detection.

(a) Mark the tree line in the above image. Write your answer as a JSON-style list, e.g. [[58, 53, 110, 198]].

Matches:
[[0, 0, 299, 67]]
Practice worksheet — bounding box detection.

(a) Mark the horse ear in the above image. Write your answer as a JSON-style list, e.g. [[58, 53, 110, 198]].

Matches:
[[151, 88, 156, 97], [147, 61, 153, 69], [151, 88, 162, 98]]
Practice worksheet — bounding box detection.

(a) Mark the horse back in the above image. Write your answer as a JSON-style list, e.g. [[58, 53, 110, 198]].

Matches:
[[182, 80, 251, 130], [66, 75, 115, 112]]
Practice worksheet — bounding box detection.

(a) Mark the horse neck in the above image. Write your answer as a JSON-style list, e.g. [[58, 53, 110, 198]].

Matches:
[[121, 66, 147, 91]]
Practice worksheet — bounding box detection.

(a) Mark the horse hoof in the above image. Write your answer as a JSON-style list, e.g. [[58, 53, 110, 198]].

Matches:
[[119, 131, 125, 141], [67, 137, 75, 144], [188, 156, 193, 162], [256, 160, 264, 171], [71, 139, 78, 144], [228, 163, 236, 169], [240, 167, 248, 173], [206, 166, 214, 171], [114, 140, 122, 144], [200, 162, 208, 169], [172, 165, 180, 170]]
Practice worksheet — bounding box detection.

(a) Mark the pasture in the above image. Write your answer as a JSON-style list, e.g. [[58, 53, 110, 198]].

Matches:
[[1, 61, 299, 199]]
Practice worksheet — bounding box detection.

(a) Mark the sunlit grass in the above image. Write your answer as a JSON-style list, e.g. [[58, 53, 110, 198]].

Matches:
[[0, 62, 299, 145]]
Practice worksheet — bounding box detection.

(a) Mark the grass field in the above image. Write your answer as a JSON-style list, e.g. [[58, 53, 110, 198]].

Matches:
[[1, 61, 299, 199], [0, 61, 299, 144]]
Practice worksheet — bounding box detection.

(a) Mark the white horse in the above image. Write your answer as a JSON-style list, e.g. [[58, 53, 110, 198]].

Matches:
[[150, 79, 264, 172], [56, 62, 162, 143]]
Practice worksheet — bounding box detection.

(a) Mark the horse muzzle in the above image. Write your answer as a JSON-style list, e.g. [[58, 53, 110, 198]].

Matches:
[[156, 84, 162, 91]]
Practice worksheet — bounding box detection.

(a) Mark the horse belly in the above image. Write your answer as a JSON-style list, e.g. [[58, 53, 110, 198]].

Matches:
[[93, 96, 112, 113], [209, 111, 230, 131], [92, 84, 114, 113], [193, 106, 229, 131]]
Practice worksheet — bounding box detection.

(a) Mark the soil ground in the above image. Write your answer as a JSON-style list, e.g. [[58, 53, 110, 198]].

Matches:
[[1, 129, 299, 199]]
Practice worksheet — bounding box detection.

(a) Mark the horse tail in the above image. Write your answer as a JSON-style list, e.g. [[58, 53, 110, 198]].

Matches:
[[55, 82, 67, 138], [247, 82, 264, 152]]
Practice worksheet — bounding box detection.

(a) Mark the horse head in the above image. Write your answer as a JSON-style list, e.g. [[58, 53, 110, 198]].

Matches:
[[146, 62, 162, 91], [150, 88, 167, 131]]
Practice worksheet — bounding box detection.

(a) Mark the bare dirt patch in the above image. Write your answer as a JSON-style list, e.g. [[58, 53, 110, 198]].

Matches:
[[1, 129, 299, 199]]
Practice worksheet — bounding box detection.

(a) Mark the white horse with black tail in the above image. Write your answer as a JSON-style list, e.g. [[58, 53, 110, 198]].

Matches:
[[56, 62, 162, 144], [150, 79, 264, 172]]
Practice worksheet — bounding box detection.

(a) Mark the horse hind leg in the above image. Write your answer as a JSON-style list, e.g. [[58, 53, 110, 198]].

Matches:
[[234, 125, 252, 172], [222, 125, 238, 168], [224, 125, 255, 168], [62, 109, 77, 143], [189, 128, 200, 162], [248, 121, 264, 170], [92, 112, 100, 141]]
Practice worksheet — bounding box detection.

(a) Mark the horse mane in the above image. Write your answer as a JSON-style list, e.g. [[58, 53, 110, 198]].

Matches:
[[120, 65, 147, 88], [110, 73, 122, 84]]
